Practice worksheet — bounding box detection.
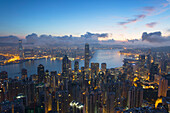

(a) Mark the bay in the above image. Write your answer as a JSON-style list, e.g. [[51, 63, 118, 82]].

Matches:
[[0, 49, 125, 78]]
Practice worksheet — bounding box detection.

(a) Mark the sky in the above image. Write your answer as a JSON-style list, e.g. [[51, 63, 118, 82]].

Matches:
[[0, 0, 170, 41]]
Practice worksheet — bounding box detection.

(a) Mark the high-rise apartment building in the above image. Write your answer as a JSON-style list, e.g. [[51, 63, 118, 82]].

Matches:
[[158, 77, 168, 97]]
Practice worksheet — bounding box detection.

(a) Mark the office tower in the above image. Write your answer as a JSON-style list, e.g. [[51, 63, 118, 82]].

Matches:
[[85, 43, 89, 69], [127, 87, 143, 109], [158, 77, 168, 97], [24, 49, 34, 58], [91, 63, 99, 77], [62, 55, 70, 75], [21, 68, 27, 80], [18, 40, 23, 59], [150, 63, 159, 81], [37, 64, 45, 83], [74, 61, 79, 72], [101, 63, 106, 72]]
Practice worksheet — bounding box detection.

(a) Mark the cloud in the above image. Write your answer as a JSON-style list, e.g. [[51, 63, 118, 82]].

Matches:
[[24, 32, 112, 46], [162, 0, 169, 7], [81, 32, 109, 39], [142, 31, 170, 43], [141, 6, 155, 14], [166, 0, 170, 3], [146, 22, 157, 28], [117, 2, 169, 27], [163, 3, 169, 7], [118, 14, 146, 26], [0, 35, 19, 43]]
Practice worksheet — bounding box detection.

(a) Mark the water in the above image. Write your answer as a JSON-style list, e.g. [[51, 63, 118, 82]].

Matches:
[[0, 49, 125, 78]]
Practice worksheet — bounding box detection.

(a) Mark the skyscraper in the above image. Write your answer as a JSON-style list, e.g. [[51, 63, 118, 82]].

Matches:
[[150, 63, 159, 81], [62, 55, 71, 75], [18, 40, 23, 59], [37, 64, 44, 83], [85, 43, 89, 69]]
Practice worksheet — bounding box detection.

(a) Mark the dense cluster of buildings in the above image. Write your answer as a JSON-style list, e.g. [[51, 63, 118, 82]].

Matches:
[[0, 43, 170, 113]]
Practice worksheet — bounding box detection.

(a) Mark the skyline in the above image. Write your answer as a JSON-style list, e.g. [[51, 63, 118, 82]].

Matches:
[[0, 0, 170, 41]]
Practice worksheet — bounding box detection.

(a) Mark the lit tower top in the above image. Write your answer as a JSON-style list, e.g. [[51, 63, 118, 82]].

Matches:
[[85, 43, 89, 69]]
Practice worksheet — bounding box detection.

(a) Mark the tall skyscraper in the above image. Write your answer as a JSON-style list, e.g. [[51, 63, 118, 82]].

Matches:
[[85, 43, 89, 69], [62, 55, 71, 75], [150, 63, 159, 81], [37, 64, 44, 83], [18, 40, 23, 59]]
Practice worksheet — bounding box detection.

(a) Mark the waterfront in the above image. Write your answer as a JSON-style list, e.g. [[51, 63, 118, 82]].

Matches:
[[0, 49, 125, 78]]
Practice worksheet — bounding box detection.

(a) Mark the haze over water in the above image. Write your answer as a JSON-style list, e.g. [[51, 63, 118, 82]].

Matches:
[[0, 49, 125, 78]]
